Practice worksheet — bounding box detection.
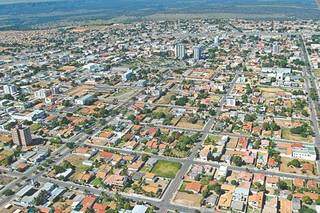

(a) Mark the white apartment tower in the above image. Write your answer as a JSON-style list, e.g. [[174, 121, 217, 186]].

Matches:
[[3, 85, 18, 95], [175, 43, 186, 60], [193, 46, 202, 61]]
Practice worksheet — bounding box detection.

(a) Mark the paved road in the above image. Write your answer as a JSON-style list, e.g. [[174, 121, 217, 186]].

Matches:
[[4, 40, 320, 212], [300, 35, 320, 149], [158, 70, 240, 212], [0, 131, 91, 207], [85, 142, 183, 163], [0, 88, 142, 208], [157, 119, 214, 213]]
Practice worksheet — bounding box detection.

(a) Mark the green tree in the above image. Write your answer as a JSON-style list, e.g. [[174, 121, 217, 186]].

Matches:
[[277, 180, 288, 190], [287, 159, 301, 168], [212, 183, 222, 195], [302, 196, 313, 205], [232, 156, 245, 166], [2, 189, 14, 196], [33, 190, 48, 205], [4, 94, 14, 100], [175, 96, 189, 106], [299, 206, 316, 213], [231, 180, 238, 186], [66, 142, 75, 149], [202, 188, 210, 198]]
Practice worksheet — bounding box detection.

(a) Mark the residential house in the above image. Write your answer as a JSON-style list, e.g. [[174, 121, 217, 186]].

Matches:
[[185, 182, 202, 194]]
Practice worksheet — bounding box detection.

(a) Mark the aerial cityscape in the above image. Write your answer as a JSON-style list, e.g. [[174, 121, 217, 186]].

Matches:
[[0, 1, 320, 213]]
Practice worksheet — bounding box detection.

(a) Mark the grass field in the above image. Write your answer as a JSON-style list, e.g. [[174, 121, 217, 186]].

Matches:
[[30, 123, 41, 132], [91, 177, 104, 187], [151, 160, 181, 178], [204, 134, 222, 145]]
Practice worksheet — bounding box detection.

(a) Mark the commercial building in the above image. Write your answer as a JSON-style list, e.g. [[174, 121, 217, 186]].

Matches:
[[122, 68, 133, 81], [75, 94, 95, 105], [291, 144, 317, 161]]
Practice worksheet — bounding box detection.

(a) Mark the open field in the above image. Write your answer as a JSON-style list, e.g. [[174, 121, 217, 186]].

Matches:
[[151, 160, 181, 178], [176, 117, 205, 130], [280, 157, 316, 175], [65, 154, 87, 167], [259, 87, 287, 99], [156, 92, 176, 105], [0, 175, 15, 185], [259, 87, 286, 93], [153, 106, 171, 114], [204, 134, 222, 145], [281, 128, 314, 143], [173, 191, 202, 207], [111, 88, 135, 98], [314, 69, 320, 78]]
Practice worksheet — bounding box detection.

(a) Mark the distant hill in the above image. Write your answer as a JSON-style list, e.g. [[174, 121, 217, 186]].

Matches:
[[0, 0, 319, 29]]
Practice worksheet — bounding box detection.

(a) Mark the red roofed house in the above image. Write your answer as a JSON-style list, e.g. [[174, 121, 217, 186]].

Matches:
[[93, 203, 109, 213], [81, 195, 97, 212], [185, 182, 202, 194]]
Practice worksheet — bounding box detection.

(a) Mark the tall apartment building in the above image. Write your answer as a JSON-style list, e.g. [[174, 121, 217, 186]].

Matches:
[[193, 46, 202, 60], [272, 42, 280, 54], [3, 85, 18, 95], [175, 43, 186, 60], [12, 125, 33, 146], [34, 89, 51, 99], [214, 36, 219, 47]]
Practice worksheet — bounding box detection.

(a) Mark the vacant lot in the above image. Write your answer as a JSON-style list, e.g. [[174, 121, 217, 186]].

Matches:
[[153, 106, 170, 114], [176, 117, 204, 130], [157, 92, 176, 104], [152, 160, 181, 178], [0, 175, 15, 185], [259, 87, 287, 99], [209, 95, 221, 104], [107, 88, 137, 102], [174, 191, 202, 207], [280, 157, 315, 175], [281, 128, 314, 143], [314, 69, 320, 78]]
